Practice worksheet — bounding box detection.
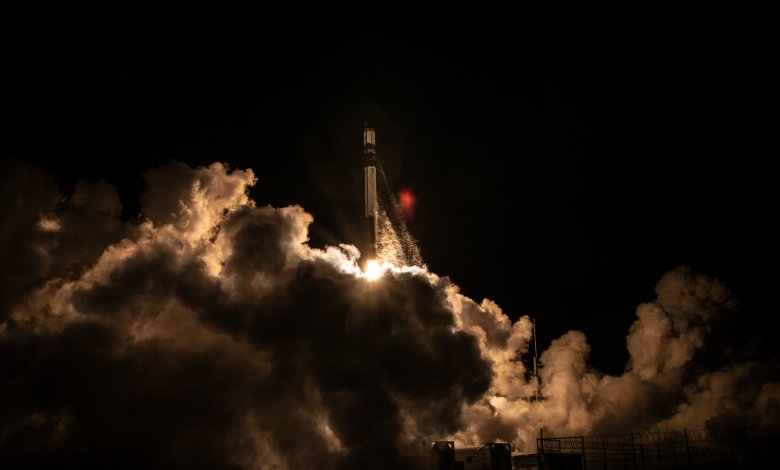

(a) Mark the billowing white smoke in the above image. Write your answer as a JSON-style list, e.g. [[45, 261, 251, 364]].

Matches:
[[452, 266, 779, 451], [0, 159, 778, 468]]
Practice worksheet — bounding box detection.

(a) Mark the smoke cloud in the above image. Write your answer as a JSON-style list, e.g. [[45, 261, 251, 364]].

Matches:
[[1, 159, 778, 468]]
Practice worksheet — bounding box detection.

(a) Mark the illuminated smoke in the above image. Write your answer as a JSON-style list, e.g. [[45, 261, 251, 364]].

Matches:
[[0, 160, 487, 469], [1, 159, 778, 468], [451, 267, 780, 451]]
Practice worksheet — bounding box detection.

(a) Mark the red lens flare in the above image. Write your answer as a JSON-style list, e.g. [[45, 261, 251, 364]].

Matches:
[[398, 188, 416, 220]]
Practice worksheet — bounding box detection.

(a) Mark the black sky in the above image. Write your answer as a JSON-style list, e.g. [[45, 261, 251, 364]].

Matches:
[[4, 3, 778, 373]]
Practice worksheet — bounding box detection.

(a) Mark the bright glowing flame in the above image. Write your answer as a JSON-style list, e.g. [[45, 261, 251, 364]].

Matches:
[[364, 260, 382, 281]]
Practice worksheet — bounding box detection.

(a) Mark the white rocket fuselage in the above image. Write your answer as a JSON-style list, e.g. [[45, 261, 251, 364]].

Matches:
[[363, 127, 378, 263]]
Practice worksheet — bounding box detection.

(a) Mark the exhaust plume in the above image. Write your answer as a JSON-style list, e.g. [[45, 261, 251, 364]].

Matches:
[[1, 159, 777, 468]]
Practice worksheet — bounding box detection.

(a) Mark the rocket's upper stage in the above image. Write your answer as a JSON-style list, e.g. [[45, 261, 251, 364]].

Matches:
[[363, 127, 376, 154]]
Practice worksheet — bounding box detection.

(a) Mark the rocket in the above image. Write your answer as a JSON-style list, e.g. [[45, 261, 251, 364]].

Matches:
[[363, 124, 378, 263]]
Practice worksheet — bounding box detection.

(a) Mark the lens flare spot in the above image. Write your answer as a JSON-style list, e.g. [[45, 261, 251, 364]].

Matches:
[[364, 259, 382, 281], [399, 188, 415, 206], [398, 188, 416, 220]]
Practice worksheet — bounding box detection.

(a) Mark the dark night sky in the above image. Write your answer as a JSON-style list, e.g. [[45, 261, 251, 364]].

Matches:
[[4, 3, 778, 374]]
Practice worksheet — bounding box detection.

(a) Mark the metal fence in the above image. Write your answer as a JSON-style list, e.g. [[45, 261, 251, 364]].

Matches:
[[536, 426, 778, 470]]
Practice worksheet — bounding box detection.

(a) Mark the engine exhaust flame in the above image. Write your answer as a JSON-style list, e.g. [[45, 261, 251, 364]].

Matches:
[[364, 259, 382, 281]]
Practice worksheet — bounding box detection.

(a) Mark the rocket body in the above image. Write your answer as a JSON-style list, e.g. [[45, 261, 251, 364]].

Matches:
[[363, 126, 378, 262]]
